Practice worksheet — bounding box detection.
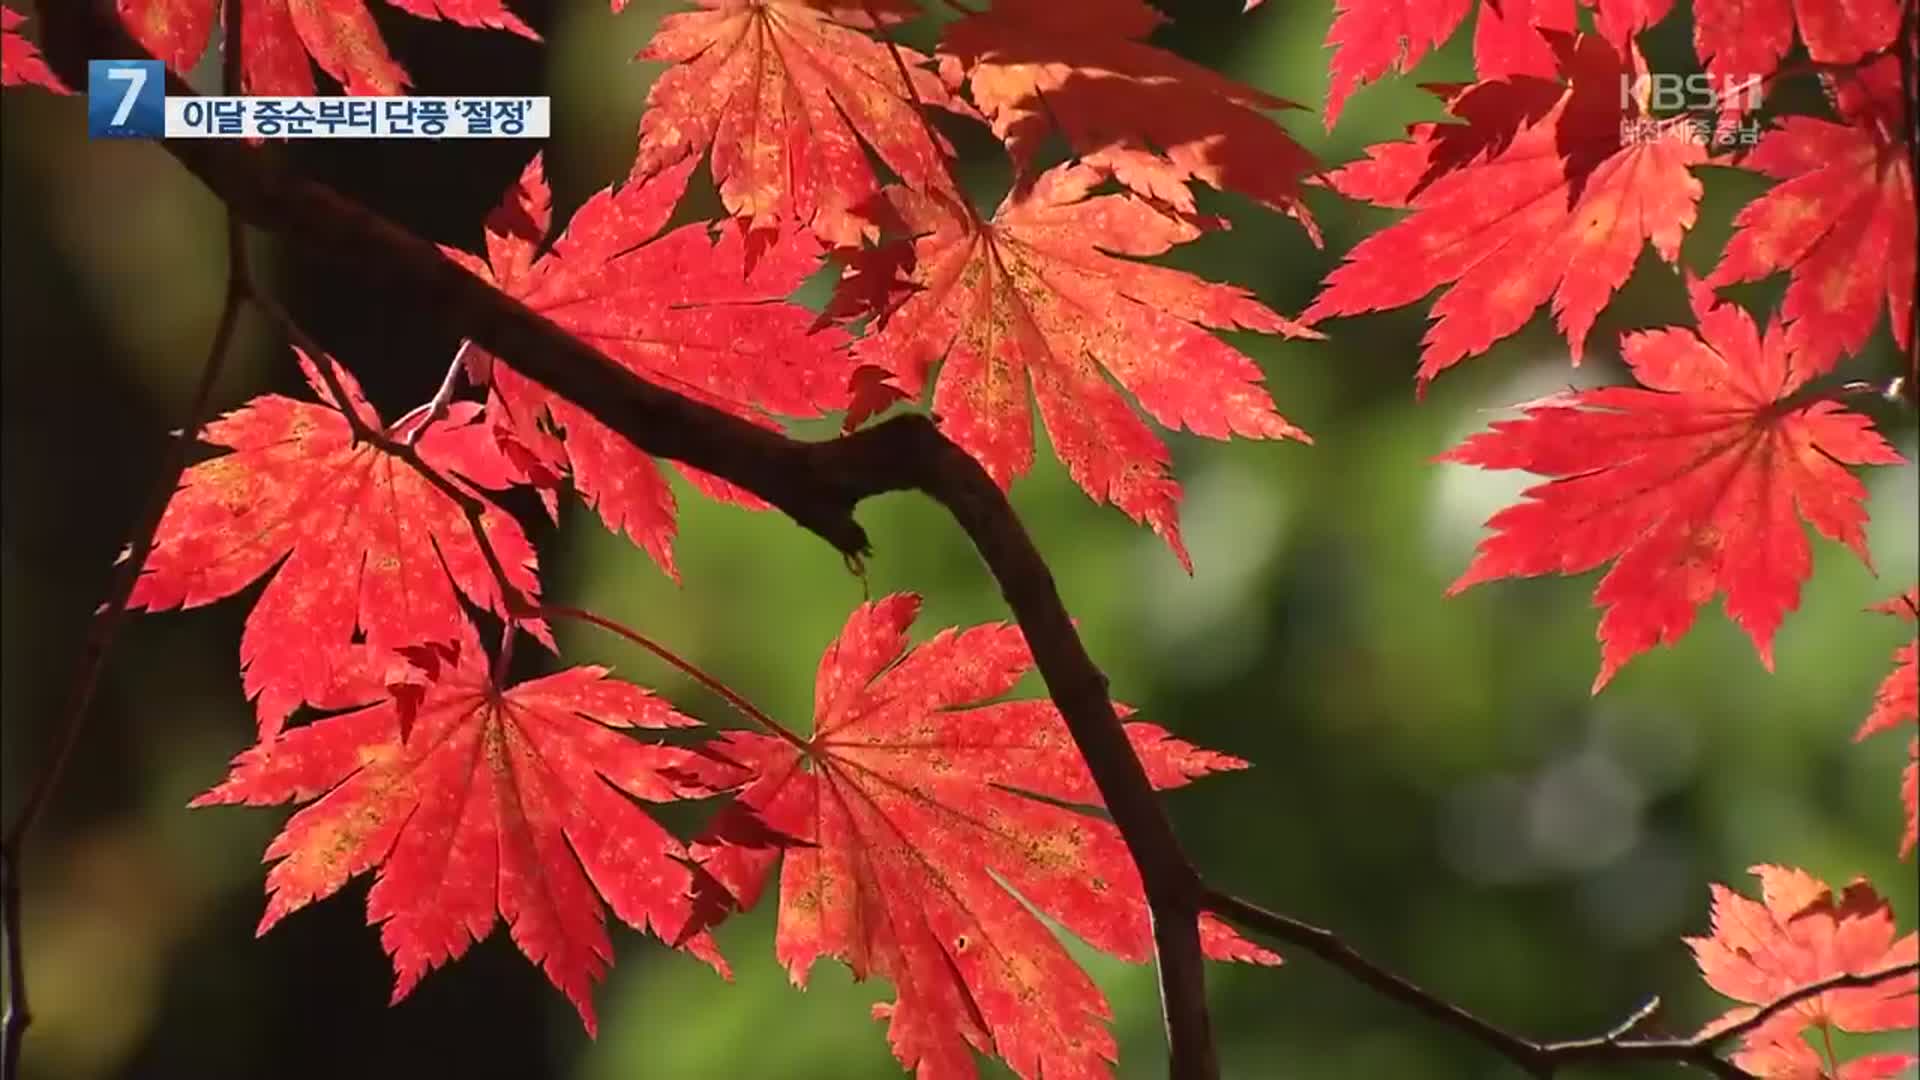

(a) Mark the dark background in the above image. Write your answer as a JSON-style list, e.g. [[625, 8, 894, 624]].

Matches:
[[3, 1, 1916, 1077]]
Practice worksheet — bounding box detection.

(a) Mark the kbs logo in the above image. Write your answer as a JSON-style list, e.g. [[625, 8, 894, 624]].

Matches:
[[1620, 73, 1764, 114]]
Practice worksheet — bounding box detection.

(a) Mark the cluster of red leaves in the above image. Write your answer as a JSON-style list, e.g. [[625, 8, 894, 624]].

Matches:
[[186, 591, 1274, 1066], [1306, 32, 1710, 381], [4, 0, 1914, 1075], [1688, 866, 1918, 1079], [1307, 9, 1914, 699], [88, 0, 1318, 1048], [1298, 0, 1916, 856]]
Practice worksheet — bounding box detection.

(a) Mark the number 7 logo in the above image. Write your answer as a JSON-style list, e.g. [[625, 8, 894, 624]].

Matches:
[[87, 60, 165, 139]]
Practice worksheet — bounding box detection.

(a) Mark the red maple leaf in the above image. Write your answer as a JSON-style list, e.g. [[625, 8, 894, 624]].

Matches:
[[1, 6, 65, 92], [129, 350, 544, 738], [1858, 586, 1918, 856], [192, 651, 736, 1034], [627, 0, 964, 246], [1306, 33, 1707, 385], [689, 593, 1277, 1079], [1706, 54, 1915, 376], [443, 153, 853, 577], [1688, 866, 1918, 1063], [1438, 287, 1903, 691], [937, 0, 1317, 232], [841, 164, 1315, 568], [118, 0, 536, 95]]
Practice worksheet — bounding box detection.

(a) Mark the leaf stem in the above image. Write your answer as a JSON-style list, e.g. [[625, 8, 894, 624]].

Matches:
[[539, 604, 808, 751], [391, 338, 472, 444], [492, 621, 517, 691], [858, 0, 981, 226]]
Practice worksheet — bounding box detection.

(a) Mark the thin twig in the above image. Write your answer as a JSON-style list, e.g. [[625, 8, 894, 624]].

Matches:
[[1766, 370, 1902, 418], [0, 44, 251, 1068], [1599, 996, 1663, 1041], [1202, 887, 1919, 1079], [1199, 889, 1550, 1071], [1561, 961, 1918, 1057], [0, 239, 246, 849]]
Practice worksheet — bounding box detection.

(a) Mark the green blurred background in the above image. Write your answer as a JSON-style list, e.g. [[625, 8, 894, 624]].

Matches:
[[3, 2, 1915, 1077]]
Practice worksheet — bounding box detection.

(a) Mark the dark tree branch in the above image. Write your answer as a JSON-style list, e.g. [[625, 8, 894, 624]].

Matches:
[[1202, 887, 1920, 1078]]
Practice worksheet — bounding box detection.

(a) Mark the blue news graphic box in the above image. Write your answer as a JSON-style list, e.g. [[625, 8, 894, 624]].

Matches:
[[88, 59, 165, 138]]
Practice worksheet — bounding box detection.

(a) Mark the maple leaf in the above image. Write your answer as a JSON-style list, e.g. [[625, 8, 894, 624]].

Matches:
[[1, 6, 65, 92], [129, 350, 544, 739], [628, 0, 964, 246], [192, 651, 737, 1034], [689, 593, 1277, 1080], [1439, 287, 1903, 691], [117, 0, 536, 95], [442, 153, 853, 576], [840, 163, 1315, 568], [1305, 33, 1707, 385], [1688, 866, 1918, 1064], [1706, 54, 1915, 376], [936, 0, 1318, 231], [1858, 587, 1918, 856]]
